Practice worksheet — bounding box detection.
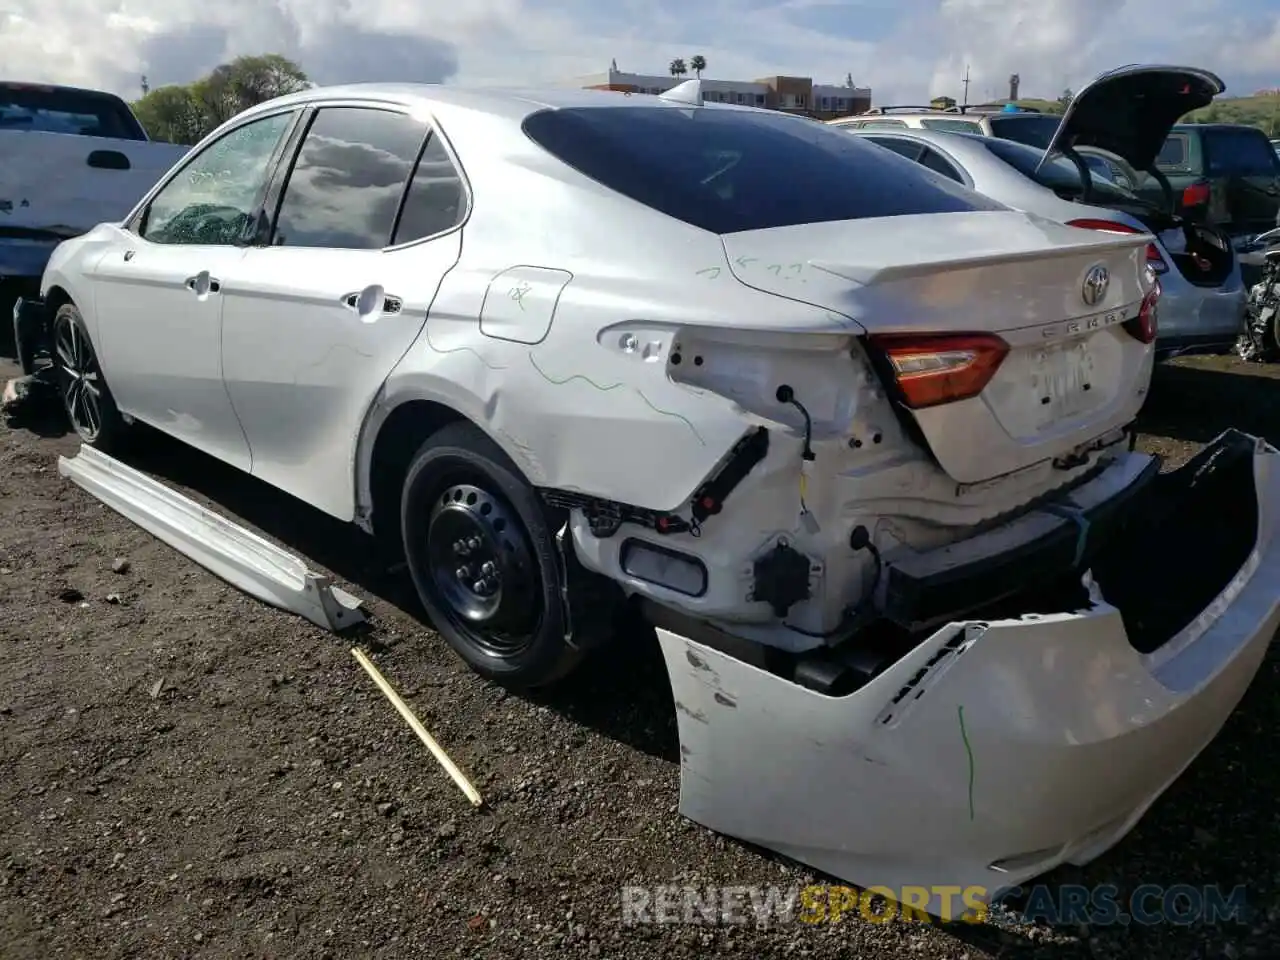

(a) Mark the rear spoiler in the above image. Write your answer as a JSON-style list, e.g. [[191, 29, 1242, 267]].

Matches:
[[808, 231, 1150, 286]]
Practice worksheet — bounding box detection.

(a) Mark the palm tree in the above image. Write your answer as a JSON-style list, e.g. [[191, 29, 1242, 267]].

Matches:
[[669, 58, 687, 79], [690, 55, 707, 78]]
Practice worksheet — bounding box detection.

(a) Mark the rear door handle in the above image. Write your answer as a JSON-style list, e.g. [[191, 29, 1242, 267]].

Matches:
[[185, 272, 221, 295], [342, 289, 402, 315]]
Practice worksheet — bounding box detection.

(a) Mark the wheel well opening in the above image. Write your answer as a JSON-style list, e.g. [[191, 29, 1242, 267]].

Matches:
[[369, 400, 465, 549], [45, 286, 73, 313]]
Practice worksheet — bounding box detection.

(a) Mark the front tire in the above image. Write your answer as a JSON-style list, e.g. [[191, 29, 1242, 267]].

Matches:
[[400, 421, 582, 689], [51, 303, 129, 452]]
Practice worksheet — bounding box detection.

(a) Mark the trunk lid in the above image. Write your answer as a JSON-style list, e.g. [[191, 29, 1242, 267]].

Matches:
[[721, 210, 1156, 484], [1037, 65, 1224, 175]]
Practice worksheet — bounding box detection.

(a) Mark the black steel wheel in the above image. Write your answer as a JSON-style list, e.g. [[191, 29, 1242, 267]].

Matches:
[[401, 421, 581, 688], [51, 303, 128, 451]]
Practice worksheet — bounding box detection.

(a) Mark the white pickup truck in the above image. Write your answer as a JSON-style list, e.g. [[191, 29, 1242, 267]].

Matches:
[[0, 81, 189, 315]]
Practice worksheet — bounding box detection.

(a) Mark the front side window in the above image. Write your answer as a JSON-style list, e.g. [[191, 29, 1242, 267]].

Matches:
[[271, 107, 428, 249], [141, 111, 294, 246], [858, 119, 907, 129], [522, 106, 1004, 234]]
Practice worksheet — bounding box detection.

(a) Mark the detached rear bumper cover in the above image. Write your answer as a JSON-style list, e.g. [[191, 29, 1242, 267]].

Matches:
[[658, 430, 1280, 916]]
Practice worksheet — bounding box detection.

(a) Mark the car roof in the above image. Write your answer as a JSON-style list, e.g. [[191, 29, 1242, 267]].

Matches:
[[234, 82, 770, 127]]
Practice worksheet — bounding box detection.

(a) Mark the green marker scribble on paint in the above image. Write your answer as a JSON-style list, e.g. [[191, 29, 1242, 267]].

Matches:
[[636, 391, 706, 446], [958, 704, 975, 821], [528, 352, 624, 391]]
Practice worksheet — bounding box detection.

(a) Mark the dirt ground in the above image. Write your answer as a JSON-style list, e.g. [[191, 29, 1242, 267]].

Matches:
[[3, 352, 1280, 960]]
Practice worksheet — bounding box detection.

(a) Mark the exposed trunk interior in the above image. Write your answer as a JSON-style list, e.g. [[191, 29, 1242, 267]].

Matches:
[[1089, 431, 1259, 653], [1063, 146, 1237, 288], [1166, 223, 1236, 288], [659, 433, 1261, 696]]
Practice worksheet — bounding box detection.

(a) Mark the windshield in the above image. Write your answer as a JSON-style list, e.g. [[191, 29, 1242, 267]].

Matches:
[[986, 114, 1063, 149], [0, 83, 147, 140], [980, 136, 1146, 203], [522, 106, 1005, 234]]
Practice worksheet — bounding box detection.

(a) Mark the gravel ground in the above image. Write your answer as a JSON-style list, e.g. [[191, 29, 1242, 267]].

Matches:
[[2, 352, 1280, 960]]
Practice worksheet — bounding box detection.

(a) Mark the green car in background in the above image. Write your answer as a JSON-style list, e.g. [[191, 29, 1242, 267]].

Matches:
[[1138, 124, 1280, 243]]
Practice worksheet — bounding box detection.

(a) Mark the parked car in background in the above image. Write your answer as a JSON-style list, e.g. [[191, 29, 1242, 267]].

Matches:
[[0, 80, 188, 356], [827, 103, 1063, 146], [1139, 124, 1280, 242], [846, 65, 1243, 360]]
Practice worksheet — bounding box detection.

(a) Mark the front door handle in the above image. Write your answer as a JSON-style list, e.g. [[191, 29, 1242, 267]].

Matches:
[[185, 272, 221, 296]]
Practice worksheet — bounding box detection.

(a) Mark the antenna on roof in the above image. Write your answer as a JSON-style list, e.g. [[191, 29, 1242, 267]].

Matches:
[[659, 78, 703, 106]]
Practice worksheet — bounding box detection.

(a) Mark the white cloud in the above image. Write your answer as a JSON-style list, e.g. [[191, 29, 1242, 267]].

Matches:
[[0, 0, 1276, 105]]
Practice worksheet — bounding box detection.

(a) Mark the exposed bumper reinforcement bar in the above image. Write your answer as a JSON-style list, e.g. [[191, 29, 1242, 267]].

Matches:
[[57, 444, 366, 633]]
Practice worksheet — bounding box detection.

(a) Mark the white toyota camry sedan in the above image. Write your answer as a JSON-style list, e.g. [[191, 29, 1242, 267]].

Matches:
[[15, 76, 1280, 914]]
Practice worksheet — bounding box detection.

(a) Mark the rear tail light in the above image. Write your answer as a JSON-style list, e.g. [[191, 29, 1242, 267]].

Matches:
[[1181, 182, 1210, 207], [1123, 282, 1160, 344], [1066, 218, 1167, 274], [868, 333, 1009, 409]]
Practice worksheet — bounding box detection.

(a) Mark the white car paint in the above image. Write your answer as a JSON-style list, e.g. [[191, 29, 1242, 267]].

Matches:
[[34, 78, 1280, 910]]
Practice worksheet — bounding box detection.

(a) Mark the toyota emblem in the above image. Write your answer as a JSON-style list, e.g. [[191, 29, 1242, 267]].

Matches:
[[1081, 264, 1110, 306]]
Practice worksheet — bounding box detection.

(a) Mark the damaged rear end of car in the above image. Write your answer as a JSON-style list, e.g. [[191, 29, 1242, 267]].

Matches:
[[607, 204, 1280, 913]]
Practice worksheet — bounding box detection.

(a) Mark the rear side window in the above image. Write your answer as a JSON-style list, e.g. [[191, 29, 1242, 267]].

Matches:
[[1204, 128, 1280, 177], [271, 107, 428, 249], [521, 106, 1004, 234], [980, 136, 1139, 203], [0, 83, 147, 140], [919, 147, 965, 183], [864, 136, 923, 161], [1156, 135, 1188, 168], [391, 134, 466, 244], [987, 114, 1062, 149], [919, 118, 982, 134], [858, 119, 908, 129]]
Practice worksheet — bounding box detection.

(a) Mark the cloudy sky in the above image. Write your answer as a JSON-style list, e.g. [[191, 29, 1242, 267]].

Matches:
[[1, 0, 1278, 105]]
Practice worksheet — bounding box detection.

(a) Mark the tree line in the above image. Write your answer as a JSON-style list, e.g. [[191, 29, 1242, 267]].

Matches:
[[131, 54, 311, 144], [130, 53, 1280, 142]]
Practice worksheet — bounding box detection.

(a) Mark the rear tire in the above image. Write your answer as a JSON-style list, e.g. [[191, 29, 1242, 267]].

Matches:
[[400, 421, 582, 689], [51, 303, 130, 453]]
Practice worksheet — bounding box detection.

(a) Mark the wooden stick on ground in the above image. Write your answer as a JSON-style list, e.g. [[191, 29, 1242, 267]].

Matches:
[[350, 647, 483, 808]]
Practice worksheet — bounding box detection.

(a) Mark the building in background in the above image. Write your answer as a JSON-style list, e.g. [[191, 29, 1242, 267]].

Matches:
[[564, 64, 872, 119]]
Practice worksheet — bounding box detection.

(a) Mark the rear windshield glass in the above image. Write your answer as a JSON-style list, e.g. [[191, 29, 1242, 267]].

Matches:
[[980, 136, 1143, 204], [0, 84, 147, 140], [986, 114, 1062, 149], [521, 106, 1005, 234], [1204, 128, 1280, 177], [919, 118, 983, 134]]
